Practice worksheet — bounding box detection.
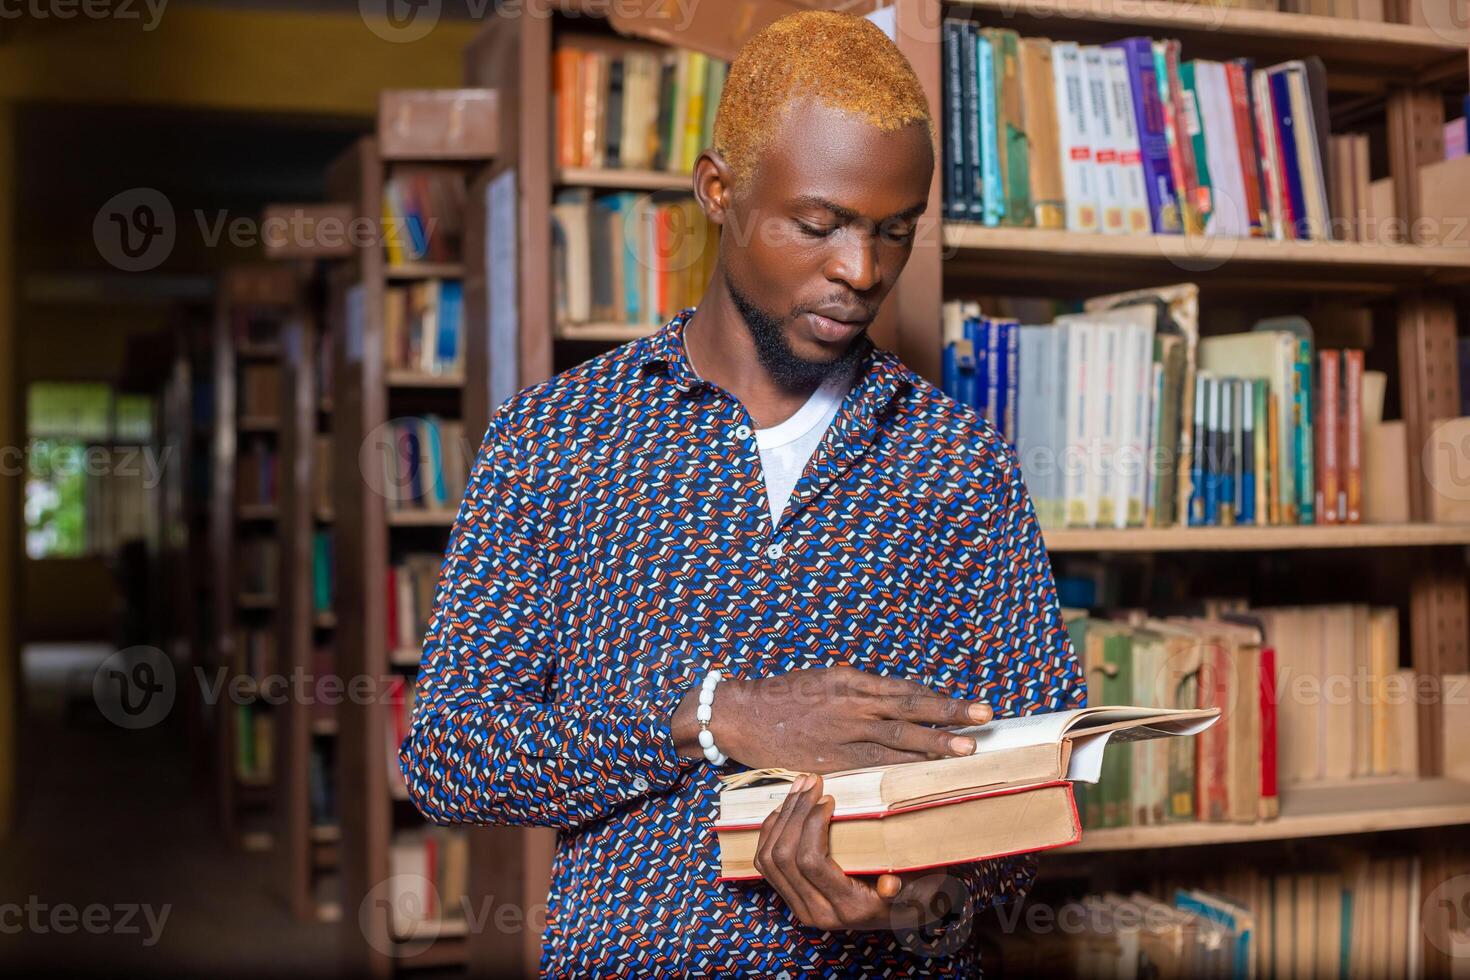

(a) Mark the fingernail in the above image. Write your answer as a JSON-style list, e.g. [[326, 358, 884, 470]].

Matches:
[[949, 735, 976, 756], [794, 774, 811, 792], [967, 703, 993, 724]]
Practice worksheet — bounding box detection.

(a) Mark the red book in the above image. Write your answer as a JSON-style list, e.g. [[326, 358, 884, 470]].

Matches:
[[1341, 350, 1364, 523], [1195, 635, 1233, 822], [1225, 61, 1267, 237], [1316, 350, 1341, 523], [1259, 646, 1279, 820]]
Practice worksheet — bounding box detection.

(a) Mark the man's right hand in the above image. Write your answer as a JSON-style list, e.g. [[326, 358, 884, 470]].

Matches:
[[671, 666, 992, 773]]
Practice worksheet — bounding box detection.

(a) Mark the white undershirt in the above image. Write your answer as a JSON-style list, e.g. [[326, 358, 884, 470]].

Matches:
[[686, 344, 854, 524]]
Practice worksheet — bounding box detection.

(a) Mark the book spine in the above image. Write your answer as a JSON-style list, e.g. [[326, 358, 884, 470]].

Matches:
[[1096, 323, 1120, 528], [1296, 337, 1315, 524], [962, 23, 984, 222], [943, 21, 967, 220], [1241, 378, 1256, 525], [1227, 60, 1268, 237], [986, 316, 1003, 428], [1164, 41, 1208, 233], [1003, 319, 1019, 443], [1178, 59, 1215, 233], [1343, 349, 1363, 523], [1317, 349, 1341, 523], [1103, 46, 1151, 234], [1083, 46, 1125, 234], [1189, 372, 1208, 526], [1260, 646, 1279, 819], [978, 33, 1004, 227], [1110, 37, 1179, 233], [1219, 377, 1235, 526], [1065, 323, 1091, 526], [1153, 42, 1192, 235], [1145, 360, 1164, 527], [1053, 42, 1099, 232], [1127, 326, 1152, 526], [1270, 69, 1307, 240]]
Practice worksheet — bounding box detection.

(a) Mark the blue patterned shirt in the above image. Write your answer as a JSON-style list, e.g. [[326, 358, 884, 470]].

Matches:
[[400, 308, 1086, 977]]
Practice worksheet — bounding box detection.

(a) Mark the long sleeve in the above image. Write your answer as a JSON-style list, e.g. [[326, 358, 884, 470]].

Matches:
[[398, 414, 697, 831]]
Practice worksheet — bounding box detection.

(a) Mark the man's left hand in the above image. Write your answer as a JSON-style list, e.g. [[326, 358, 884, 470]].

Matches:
[[751, 774, 957, 932]]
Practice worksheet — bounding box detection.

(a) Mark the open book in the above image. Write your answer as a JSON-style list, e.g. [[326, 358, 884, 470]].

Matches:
[[715, 706, 1218, 878], [718, 706, 1220, 825]]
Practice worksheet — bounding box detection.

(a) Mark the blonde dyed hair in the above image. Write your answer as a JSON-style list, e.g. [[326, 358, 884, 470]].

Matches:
[[711, 10, 935, 193]]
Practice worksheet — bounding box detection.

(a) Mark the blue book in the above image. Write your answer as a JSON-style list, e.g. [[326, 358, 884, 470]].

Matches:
[[977, 33, 1004, 226], [1174, 890, 1252, 980], [1269, 69, 1309, 240], [1001, 319, 1019, 444], [942, 340, 979, 409], [961, 22, 984, 221], [963, 316, 991, 420], [422, 417, 447, 507], [436, 280, 463, 370], [984, 317, 1003, 428]]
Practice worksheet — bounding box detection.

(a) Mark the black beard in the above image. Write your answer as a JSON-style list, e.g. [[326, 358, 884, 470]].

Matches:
[[724, 267, 870, 391]]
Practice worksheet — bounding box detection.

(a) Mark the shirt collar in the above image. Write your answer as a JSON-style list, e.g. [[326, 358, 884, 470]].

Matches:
[[637, 306, 911, 417]]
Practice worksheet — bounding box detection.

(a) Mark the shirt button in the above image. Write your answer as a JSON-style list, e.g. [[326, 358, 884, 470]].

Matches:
[[765, 542, 784, 560], [734, 424, 752, 440], [632, 776, 650, 793], [776, 972, 792, 980]]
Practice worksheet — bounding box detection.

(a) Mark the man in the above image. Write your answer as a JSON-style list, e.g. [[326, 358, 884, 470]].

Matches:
[[401, 10, 1084, 976]]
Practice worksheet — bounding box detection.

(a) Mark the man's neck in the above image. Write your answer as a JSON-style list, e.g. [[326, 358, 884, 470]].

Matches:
[[684, 291, 827, 430]]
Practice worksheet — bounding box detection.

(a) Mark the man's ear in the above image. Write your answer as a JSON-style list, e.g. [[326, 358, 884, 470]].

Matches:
[[692, 149, 738, 226]]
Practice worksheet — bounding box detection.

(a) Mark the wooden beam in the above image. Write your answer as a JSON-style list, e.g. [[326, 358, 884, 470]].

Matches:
[[1386, 87, 1444, 244], [0, 103, 15, 839], [0, 8, 480, 116]]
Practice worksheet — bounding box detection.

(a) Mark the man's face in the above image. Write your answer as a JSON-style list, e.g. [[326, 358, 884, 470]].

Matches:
[[714, 97, 934, 387]]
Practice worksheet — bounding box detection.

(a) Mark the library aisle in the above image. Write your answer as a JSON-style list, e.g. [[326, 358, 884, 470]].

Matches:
[[3, 1, 1470, 978]]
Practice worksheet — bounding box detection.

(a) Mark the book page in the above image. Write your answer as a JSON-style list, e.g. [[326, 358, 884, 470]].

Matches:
[[951, 709, 1086, 749]]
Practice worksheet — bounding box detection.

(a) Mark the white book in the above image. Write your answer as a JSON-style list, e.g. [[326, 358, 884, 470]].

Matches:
[[1095, 319, 1124, 527], [1016, 325, 1048, 515], [1144, 360, 1164, 527], [1058, 317, 1094, 526], [1047, 323, 1068, 529], [1252, 68, 1285, 239], [1082, 46, 1125, 235], [1103, 45, 1151, 235], [1195, 61, 1250, 238], [1052, 42, 1099, 233], [1122, 320, 1156, 526]]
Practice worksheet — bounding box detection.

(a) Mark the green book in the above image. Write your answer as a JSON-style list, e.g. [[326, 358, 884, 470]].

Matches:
[[1098, 626, 1135, 828], [1295, 336, 1315, 524], [1179, 62, 1214, 230]]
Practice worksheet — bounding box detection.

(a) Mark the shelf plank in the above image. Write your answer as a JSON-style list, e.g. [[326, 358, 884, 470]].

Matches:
[[946, 0, 1467, 75], [237, 593, 278, 610], [237, 504, 279, 522], [311, 716, 338, 736], [313, 611, 337, 630], [238, 416, 281, 433], [385, 262, 465, 280], [1043, 522, 1470, 552], [942, 225, 1470, 286], [237, 343, 283, 360], [387, 509, 458, 527], [389, 647, 422, 667], [556, 166, 692, 191], [1066, 778, 1470, 852], [554, 320, 663, 342], [385, 369, 465, 389]]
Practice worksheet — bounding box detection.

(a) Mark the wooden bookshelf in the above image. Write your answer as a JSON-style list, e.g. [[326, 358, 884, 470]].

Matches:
[[552, 320, 664, 342], [555, 165, 691, 190], [327, 124, 497, 975], [209, 265, 297, 852], [1064, 778, 1470, 852], [1043, 522, 1470, 553]]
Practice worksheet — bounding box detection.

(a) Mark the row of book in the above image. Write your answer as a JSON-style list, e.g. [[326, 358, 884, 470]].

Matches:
[[554, 40, 726, 175], [374, 416, 471, 513], [308, 739, 337, 829], [235, 703, 274, 784], [388, 554, 443, 658], [313, 529, 334, 616], [312, 435, 332, 516], [552, 189, 718, 328], [384, 279, 464, 377], [239, 537, 278, 598], [941, 23, 1340, 241], [942, 288, 1372, 528], [993, 855, 1427, 979], [240, 363, 282, 419], [236, 441, 277, 508], [386, 826, 470, 939], [1069, 601, 1418, 829], [233, 627, 278, 684], [382, 169, 466, 266]]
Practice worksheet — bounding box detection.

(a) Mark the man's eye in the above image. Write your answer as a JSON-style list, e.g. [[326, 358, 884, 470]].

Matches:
[[795, 221, 834, 238], [881, 222, 916, 244]]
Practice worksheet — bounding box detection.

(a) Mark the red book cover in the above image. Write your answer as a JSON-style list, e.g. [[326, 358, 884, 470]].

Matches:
[[1225, 61, 1267, 237], [1316, 350, 1341, 523], [1259, 646, 1279, 819], [1195, 636, 1232, 822], [1342, 350, 1363, 523], [1158, 44, 1194, 233], [553, 48, 582, 169], [656, 204, 672, 320], [385, 565, 399, 650], [424, 832, 439, 920]]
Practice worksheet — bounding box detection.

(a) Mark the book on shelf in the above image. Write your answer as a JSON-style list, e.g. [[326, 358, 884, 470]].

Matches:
[[994, 852, 1426, 980], [554, 37, 726, 174], [240, 538, 279, 596], [941, 24, 1343, 242], [233, 627, 278, 683], [311, 435, 332, 515], [309, 739, 337, 828], [551, 188, 718, 329], [386, 827, 470, 939], [235, 441, 278, 507], [384, 278, 463, 376], [235, 703, 275, 783], [716, 706, 1218, 879], [945, 292, 1372, 528], [387, 553, 443, 657], [381, 169, 467, 265], [232, 304, 285, 347], [240, 363, 282, 418], [375, 416, 470, 513], [312, 529, 334, 615], [384, 674, 418, 800]]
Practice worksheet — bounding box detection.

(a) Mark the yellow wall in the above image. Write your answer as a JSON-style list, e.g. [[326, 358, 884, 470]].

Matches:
[[0, 8, 481, 116]]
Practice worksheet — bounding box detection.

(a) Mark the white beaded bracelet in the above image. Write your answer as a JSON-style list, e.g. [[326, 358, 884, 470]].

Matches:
[[695, 670, 727, 766]]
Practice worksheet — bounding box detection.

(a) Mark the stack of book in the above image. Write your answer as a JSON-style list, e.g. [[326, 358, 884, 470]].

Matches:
[[387, 553, 444, 658], [716, 706, 1217, 879], [554, 39, 727, 174], [551, 189, 718, 329], [373, 416, 470, 514], [942, 22, 1340, 240], [382, 170, 467, 265], [384, 279, 464, 377], [995, 853, 1427, 979], [386, 827, 471, 938], [943, 289, 1371, 528]]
